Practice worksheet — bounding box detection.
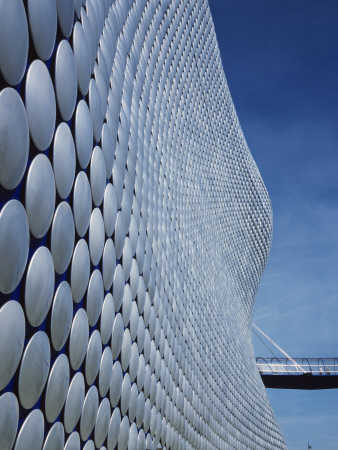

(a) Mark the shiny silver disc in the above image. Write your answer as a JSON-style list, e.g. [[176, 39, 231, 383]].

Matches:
[[55, 40, 77, 121], [53, 122, 76, 199], [75, 100, 93, 169], [107, 407, 121, 450], [98, 347, 113, 398], [70, 239, 90, 303], [73, 171, 92, 237], [18, 331, 51, 409], [42, 422, 64, 450], [111, 313, 124, 361], [89, 79, 103, 142], [0, 300, 26, 389], [25, 59, 56, 151], [109, 361, 122, 408], [100, 292, 114, 345], [0, 200, 29, 294], [0, 88, 29, 190], [64, 372, 85, 434], [103, 183, 117, 237], [73, 22, 91, 95], [69, 308, 89, 370], [0, 0, 29, 85], [89, 207, 105, 266], [0, 392, 19, 450], [85, 329, 102, 386], [102, 238, 116, 291], [25, 154, 56, 238], [64, 432, 80, 450], [90, 145, 106, 207], [86, 269, 104, 327], [51, 202, 75, 274], [25, 246, 55, 327], [44, 354, 70, 423], [94, 398, 111, 448], [27, 0, 57, 60], [14, 409, 44, 450], [80, 385, 99, 441], [51, 281, 73, 351], [56, 0, 74, 38]]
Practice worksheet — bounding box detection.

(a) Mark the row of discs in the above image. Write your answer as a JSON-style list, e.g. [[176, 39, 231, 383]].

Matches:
[[0, 0, 286, 450]]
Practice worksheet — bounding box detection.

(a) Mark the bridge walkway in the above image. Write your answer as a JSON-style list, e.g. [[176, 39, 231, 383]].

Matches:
[[256, 357, 338, 389]]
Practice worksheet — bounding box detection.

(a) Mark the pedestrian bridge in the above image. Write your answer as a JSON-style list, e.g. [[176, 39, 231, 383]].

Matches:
[[256, 357, 338, 389]]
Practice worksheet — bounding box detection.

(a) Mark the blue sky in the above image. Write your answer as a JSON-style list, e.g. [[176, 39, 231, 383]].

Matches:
[[208, 0, 338, 448]]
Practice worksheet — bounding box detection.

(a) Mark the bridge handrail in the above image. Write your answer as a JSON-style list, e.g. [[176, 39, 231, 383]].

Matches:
[[256, 357, 338, 375]]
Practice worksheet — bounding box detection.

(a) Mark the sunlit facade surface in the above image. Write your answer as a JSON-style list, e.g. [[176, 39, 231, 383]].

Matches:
[[0, 0, 286, 449]]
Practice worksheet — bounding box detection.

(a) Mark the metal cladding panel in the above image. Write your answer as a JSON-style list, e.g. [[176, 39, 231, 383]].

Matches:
[[0, 0, 286, 449]]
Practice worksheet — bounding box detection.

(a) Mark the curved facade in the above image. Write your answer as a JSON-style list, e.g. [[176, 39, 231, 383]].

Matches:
[[0, 1, 286, 449]]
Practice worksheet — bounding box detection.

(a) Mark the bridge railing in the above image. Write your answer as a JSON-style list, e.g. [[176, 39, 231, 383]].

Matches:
[[256, 357, 338, 375]]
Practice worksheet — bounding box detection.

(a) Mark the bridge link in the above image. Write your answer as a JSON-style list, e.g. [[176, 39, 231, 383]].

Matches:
[[256, 357, 338, 389]]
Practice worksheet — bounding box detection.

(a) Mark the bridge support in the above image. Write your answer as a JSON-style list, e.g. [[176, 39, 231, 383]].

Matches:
[[261, 373, 338, 390]]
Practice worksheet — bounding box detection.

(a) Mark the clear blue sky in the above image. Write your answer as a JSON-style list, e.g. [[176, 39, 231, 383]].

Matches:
[[208, 1, 338, 449]]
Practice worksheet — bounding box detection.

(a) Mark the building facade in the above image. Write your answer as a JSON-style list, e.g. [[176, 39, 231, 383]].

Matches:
[[0, 0, 286, 448]]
